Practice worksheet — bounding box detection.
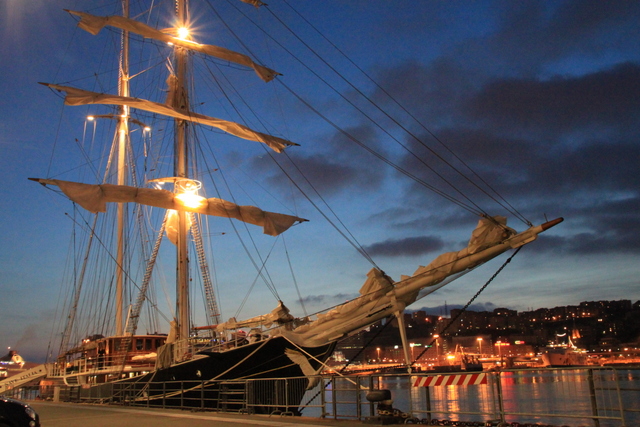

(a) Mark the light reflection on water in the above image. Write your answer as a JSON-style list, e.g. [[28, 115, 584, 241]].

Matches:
[[311, 368, 639, 426]]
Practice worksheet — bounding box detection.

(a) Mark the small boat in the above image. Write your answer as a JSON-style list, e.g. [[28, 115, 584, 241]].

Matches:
[[0, 350, 25, 369], [541, 347, 587, 367]]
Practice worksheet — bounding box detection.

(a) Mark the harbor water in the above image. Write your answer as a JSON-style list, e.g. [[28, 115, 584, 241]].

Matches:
[[310, 367, 640, 426]]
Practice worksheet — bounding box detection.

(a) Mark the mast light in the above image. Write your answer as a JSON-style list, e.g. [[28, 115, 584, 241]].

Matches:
[[177, 27, 190, 40], [175, 179, 206, 209]]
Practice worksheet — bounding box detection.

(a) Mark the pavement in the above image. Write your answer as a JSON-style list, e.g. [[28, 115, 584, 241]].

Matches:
[[29, 401, 370, 427]]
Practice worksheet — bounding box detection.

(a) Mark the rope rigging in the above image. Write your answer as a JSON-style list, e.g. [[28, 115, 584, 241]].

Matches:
[[278, 0, 532, 228], [302, 244, 524, 411], [52, 2, 531, 322], [224, 0, 531, 227], [409, 247, 522, 368], [169, 0, 537, 326], [36, 2, 555, 381]]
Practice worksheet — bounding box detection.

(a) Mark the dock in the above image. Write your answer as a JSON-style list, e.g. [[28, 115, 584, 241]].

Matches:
[[6, 366, 638, 426], [29, 401, 365, 427]]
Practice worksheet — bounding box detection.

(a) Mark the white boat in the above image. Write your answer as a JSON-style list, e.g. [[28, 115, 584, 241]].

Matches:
[[541, 347, 587, 367], [28, 0, 562, 413], [0, 350, 25, 369]]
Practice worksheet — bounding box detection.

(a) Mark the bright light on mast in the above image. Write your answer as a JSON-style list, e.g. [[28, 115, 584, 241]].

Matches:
[[177, 27, 190, 40], [174, 179, 206, 209]]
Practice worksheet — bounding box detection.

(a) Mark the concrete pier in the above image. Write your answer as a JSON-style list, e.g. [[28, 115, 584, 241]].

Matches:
[[29, 401, 366, 427]]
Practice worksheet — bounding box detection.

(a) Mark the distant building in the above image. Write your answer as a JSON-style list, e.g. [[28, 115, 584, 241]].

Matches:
[[334, 299, 639, 362]]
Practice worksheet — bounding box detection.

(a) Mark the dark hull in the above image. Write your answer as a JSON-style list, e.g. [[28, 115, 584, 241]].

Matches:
[[82, 336, 335, 414]]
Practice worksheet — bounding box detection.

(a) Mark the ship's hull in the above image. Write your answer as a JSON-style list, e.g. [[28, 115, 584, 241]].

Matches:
[[78, 336, 336, 414], [541, 349, 587, 367]]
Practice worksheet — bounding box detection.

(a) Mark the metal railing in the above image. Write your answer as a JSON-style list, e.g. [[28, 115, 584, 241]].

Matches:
[[7, 366, 638, 426], [47, 355, 156, 378]]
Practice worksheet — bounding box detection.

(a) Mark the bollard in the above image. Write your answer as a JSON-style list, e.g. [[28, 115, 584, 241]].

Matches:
[[363, 389, 411, 425]]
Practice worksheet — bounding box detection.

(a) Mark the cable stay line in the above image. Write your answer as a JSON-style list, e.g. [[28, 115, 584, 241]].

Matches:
[[59, 201, 173, 326], [277, 80, 484, 217], [283, 235, 308, 318], [410, 246, 523, 366], [226, 0, 529, 226], [263, 10, 490, 216], [191, 126, 284, 304], [278, 0, 531, 228]]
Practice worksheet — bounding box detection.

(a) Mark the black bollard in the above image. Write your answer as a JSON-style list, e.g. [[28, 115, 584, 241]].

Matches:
[[363, 389, 407, 425]]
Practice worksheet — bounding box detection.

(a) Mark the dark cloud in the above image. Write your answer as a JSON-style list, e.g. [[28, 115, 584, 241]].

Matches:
[[248, 7, 639, 245], [406, 134, 640, 210], [285, 155, 359, 194], [546, 231, 640, 255], [250, 124, 388, 198], [364, 204, 476, 236], [364, 235, 445, 258], [297, 293, 358, 307], [544, 0, 640, 57], [530, 197, 640, 255], [472, 1, 640, 77], [410, 302, 497, 317], [371, 58, 475, 125], [545, 139, 634, 195], [464, 63, 640, 132], [361, 55, 640, 260]]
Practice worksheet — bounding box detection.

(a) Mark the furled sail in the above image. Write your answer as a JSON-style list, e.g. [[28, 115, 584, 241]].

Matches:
[[41, 84, 297, 153], [30, 179, 306, 236], [215, 301, 295, 332], [66, 10, 280, 82], [274, 216, 563, 347]]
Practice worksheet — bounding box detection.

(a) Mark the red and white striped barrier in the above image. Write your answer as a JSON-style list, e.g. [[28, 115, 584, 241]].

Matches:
[[413, 372, 487, 387]]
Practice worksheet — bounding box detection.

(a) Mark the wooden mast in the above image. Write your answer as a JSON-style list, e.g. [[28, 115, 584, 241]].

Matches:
[[115, 0, 130, 336], [174, 0, 191, 345]]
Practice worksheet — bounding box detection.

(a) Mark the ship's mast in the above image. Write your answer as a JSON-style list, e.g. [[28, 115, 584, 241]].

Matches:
[[174, 0, 190, 343], [115, 0, 131, 336]]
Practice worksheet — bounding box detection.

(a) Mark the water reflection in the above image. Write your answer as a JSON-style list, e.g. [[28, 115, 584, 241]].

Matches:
[[310, 368, 638, 426]]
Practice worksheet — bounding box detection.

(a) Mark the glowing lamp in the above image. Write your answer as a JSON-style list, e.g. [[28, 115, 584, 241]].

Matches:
[[177, 27, 190, 40], [175, 192, 206, 209], [175, 179, 206, 209]]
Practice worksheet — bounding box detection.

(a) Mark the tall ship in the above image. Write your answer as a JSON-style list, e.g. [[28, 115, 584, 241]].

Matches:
[[18, 0, 561, 413]]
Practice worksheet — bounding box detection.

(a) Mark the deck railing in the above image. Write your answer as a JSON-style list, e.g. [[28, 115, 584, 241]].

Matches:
[[46, 354, 156, 381]]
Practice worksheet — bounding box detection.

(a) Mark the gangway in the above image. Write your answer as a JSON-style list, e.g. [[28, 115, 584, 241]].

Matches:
[[0, 364, 49, 393]]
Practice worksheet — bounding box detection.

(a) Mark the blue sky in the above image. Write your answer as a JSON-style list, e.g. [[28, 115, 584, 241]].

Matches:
[[1, 0, 639, 362]]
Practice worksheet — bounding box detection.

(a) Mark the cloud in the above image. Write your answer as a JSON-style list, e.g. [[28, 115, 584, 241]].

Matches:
[[364, 235, 445, 258], [359, 55, 640, 261], [456, 1, 640, 78], [410, 301, 498, 317], [297, 293, 358, 307], [250, 124, 388, 199], [534, 196, 640, 254], [464, 63, 640, 132]]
